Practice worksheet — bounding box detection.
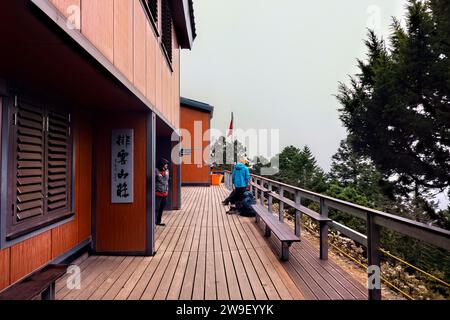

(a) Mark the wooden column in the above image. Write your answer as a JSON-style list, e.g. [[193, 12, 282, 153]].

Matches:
[[268, 182, 273, 213], [295, 191, 302, 237], [319, 198, 329, 260], [259, 180, 265, 206], [367, 212, 382, 300], [279, 186, 284, 222], [146, 112, 156, 255]]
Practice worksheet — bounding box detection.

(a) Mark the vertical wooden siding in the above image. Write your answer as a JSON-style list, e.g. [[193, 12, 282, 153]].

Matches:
[[77, 111, 93, 242], [94, 112, 147, 253], [180, 107, 211, 185], [0, 248, 10, 290], [49, 0, 181, 129], [10, 232, 52, 283], [0, 109, 94, 291]]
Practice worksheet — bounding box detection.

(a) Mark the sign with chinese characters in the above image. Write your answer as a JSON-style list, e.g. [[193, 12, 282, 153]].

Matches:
[[111, 129, 134, 203]]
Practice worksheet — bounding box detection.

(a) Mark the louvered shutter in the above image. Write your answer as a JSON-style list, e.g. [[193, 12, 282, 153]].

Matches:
[[161, 0, 172, 63], [147, 0, 158, 23], [13, 102, 45, 224], [46, 108, 71, 215]]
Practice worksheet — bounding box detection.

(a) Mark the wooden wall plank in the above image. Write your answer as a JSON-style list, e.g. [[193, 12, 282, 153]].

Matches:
[[146, 24, 157, 106], [94, 112, 147, 253], [134, 0, 147, 96], [77, 111, 93, 242], [0, 248, 10, 291], [52, 220, 78, 259], [114, 0, 134, 82], [180, 107, 211, 185], [155, 50, 163, 114], [50, 0, 80, 18], [81, 0, 114, 62], [10, 231, 52, 283]]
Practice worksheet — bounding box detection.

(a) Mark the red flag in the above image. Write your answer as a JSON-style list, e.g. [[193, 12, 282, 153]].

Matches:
[[227, 112, 234, 137]]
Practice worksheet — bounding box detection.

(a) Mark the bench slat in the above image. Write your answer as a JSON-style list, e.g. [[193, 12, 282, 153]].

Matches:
[[252, 204, 299, 242], [0, 264, 67, 300], [250, 182, 270, 194]]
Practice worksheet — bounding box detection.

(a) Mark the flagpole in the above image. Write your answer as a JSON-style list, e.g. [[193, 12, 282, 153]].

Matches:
[[232, 112, 235, 164]]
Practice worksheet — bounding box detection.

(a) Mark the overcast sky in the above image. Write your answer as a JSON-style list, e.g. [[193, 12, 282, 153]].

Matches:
[[181, 0, 408, 172]]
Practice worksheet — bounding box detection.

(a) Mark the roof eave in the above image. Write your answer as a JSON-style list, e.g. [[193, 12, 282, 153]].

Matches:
[[170, 0, 197, 50]]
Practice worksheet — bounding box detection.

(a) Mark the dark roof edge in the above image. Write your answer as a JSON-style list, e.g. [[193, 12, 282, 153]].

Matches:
[[170, 0, 197, 49], [181, 97, 214, 115]]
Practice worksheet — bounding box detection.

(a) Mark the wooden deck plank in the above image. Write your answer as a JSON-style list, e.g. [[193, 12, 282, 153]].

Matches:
[[192, 250, 206, 300], [127, 254, 164, 300], [102, 257, 142, 300], [87, 256, 135, 300], [214, 251, 229, 300], [246, 248, 280, 300], [204, 251, 217, 300], [63, 256, 116, 300], [58, 256, 106, 299], [166, 251, 190, 300], [114, 257, 153, 300], [56, 186, 368, 301], [230, 250, 255, 300], [153, 251, 183, 300], [244, 220, 302, 300], [56, 254, 98, 293], [290, 243, 358, 300], [75, 257, 125, 300], [179, 250, 198, 300]]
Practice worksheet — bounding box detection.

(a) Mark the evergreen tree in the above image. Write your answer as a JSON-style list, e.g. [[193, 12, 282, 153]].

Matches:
[[275, 145, 326, 192], [329, 138, 395, 209], [337, 0, 450, 198]]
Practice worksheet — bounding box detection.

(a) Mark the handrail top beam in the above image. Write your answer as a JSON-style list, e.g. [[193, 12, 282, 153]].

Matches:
[[224, 170, 450, 241]]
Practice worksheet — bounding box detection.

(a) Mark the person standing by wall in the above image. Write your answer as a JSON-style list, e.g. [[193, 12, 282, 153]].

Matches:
[[155, 158, 170, 226]]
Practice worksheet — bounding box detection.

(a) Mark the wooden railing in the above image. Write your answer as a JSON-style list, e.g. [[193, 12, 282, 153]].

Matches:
[[223, 171, 450, 300]]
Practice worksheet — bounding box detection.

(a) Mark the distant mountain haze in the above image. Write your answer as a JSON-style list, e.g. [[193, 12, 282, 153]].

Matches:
[[182, 0, 407, 171]]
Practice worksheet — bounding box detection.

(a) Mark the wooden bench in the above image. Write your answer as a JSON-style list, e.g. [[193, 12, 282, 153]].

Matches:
[[0, 264, 68, 300], [251, 203, 300, 261]]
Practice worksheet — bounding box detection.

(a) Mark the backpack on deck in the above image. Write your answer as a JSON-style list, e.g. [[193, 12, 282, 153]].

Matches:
[[236, 191, 256, 217]]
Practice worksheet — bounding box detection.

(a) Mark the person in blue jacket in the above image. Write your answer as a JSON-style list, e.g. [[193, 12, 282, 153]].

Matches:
[[222, 158, 250, 208]]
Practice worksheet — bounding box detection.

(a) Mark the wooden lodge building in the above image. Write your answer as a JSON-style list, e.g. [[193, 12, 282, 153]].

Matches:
[[1, 0, 448, 301], [180, 97, 214, 186], [0, 0, 196, 291]]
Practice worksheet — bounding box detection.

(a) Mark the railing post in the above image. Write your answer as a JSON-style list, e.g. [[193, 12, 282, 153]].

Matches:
[[268, 182, 273, 213], [279, 186, 285, 222], [295, 191, 302, 237], [319, 198, 329, 260], [367, 212, 382, 300], [260, 180, 265, 206]]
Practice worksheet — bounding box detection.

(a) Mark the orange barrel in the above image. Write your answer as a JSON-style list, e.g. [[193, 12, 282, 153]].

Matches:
[[211, 174, 224, 185]]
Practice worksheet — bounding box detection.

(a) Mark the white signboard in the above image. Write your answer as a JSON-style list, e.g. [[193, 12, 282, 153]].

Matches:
[[111, 129, 134, 203]]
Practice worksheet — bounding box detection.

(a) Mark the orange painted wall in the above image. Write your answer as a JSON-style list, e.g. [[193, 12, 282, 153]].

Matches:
[[0, 109, 94, 291], [94, 112, 147, 253], [0, 248, 9, 290], [49, 0, 181, 129], [10, 231, 52, 283], [180, 106, 212, 185]]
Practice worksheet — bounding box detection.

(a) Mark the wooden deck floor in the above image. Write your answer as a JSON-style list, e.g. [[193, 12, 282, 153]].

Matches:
[[56, 186, 367, 300]]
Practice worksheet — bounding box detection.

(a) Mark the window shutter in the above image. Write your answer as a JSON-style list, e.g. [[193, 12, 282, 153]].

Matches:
[[142, 0, 158, 34], [148, 0, 158, 23], [13, 103, 45, 223], [161, 0, 172, 63], [46, 108, 71, 215]]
